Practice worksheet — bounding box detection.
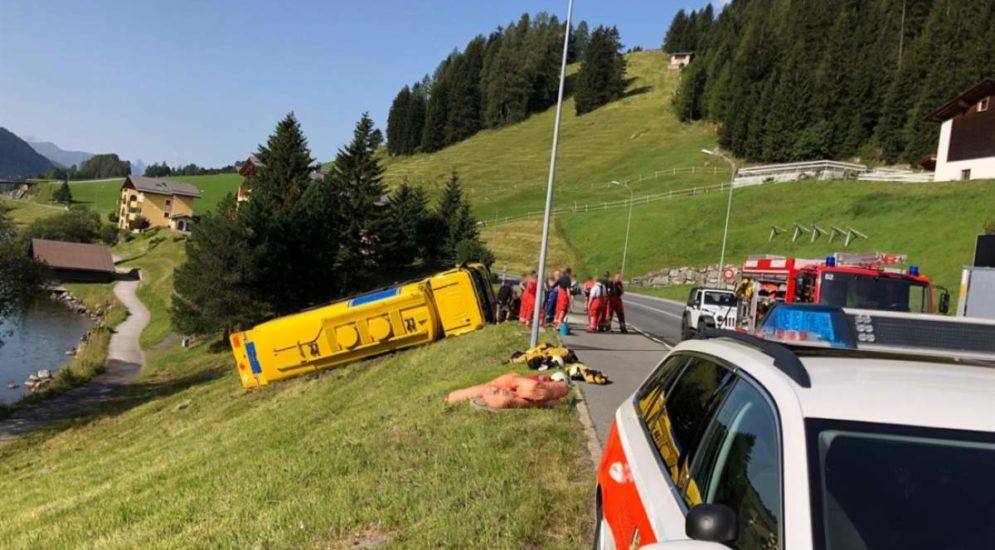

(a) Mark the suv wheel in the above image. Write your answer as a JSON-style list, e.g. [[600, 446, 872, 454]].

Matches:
[[681, 315, 693, 340]]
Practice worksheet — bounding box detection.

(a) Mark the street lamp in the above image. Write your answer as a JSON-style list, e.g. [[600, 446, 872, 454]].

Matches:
[[611, 180, 634, 279], [701, 149, 737, 271], [530, 0, 573, 347]]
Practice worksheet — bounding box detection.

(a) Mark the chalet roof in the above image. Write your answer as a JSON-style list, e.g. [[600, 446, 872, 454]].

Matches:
[[124, 176, 202, 198], [670, 51, 694, 57], [30, 239, 115, 274], [927, 79, 995, 122]]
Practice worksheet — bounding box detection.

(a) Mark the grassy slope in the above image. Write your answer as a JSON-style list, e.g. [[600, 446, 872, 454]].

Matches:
[[0, 235, 592, 548], [381, 51, 722, 221], [0, 198, 64, 225], [32, 174, 242, 218], [481, 218, 581, 275]]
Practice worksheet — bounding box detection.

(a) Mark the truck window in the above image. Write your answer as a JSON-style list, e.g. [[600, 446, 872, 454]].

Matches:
[[820, 273, 930, 313]]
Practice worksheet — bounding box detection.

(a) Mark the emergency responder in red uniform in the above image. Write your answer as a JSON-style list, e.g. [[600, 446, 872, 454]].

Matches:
[[519, 272, 537, 326], [553, 268, 573, 330], [607, 272, 627, 333], [587, 276, 608, 333]]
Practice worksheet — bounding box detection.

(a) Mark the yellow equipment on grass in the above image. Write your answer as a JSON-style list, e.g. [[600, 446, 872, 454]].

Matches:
[[230, 264, 496, 388]]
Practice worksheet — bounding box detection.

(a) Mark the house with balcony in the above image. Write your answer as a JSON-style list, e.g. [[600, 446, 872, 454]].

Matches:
[[117, 176, 201, 232], [928, 78, 995, 181]]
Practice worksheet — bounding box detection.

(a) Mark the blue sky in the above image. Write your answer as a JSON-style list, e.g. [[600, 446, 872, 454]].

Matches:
[[0, 0, 716, 167]]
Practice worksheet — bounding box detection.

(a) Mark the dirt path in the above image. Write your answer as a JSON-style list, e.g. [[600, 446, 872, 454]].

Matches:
[[0, 273, 149, 441]]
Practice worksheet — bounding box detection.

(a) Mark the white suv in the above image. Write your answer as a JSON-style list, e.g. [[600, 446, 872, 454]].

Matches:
[[681, 287, 738, 340], [595, 305, 995, 550]]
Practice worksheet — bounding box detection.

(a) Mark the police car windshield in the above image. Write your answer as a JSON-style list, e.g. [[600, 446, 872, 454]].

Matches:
[[807, 419, 995, 550], [703, 292, 736, 307], [819, 272, 929, 313]]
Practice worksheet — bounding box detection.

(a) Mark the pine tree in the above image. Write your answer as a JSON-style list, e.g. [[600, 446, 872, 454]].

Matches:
[[575, 26, 627, 116], [673, 60, 708, 121], [331, 113, 390, 290], [570, 20, 590, 63], [382, 181, 429, 269], [436, 172, 479, 259], [386, 86, 411, 155], [52, 179, 73, 205], [445, 37, 486, 144], [405, 81, 428, 153], [236, 112, 336, 312], [171, 196, 269, 335], [422, 58, 453, 152], [663, 9, 689, 52]]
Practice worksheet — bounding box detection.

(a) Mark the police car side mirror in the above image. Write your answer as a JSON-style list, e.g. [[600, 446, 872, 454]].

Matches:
[[938, 291, 951, 315], [686, 503, 737, 544]]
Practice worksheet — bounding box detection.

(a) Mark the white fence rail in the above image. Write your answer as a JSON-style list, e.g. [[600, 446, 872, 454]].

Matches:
[[479, 181, 733, 227], [857, 170, 934, 183]]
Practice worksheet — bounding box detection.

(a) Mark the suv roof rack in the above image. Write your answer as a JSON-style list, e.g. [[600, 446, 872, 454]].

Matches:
[[700, 329, 811, 388]]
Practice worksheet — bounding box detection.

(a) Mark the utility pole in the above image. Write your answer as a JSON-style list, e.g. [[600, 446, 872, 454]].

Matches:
[[530, 0, 573, 347]]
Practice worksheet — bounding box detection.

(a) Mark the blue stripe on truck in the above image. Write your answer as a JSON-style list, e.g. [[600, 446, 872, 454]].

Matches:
[[246, 342, 262, 374], [349, 287, 400, 307]]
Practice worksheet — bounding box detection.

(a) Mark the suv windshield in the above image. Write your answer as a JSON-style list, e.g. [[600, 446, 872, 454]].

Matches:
[[819, 272, 929, 312], [703, 292, 736, 307], [807, 419, 995, 550]]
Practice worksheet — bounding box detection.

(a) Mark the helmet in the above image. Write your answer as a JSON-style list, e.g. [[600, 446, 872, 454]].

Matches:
[[550, 356, 565, 368], [551, 371, 569, 384]]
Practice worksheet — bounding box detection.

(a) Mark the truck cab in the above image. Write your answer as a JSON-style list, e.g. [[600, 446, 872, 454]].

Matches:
[[738, 253, 949, 332], [681, 287, 738, 340]]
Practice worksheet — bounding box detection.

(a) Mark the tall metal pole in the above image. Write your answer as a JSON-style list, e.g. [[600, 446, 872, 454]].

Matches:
[[612, 180, 633, 278], [530, 0, 573, 347], [702, 149, 737, 270]]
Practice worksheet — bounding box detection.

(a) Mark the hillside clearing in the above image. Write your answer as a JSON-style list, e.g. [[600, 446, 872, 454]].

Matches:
[[381, 51, 723, 221]]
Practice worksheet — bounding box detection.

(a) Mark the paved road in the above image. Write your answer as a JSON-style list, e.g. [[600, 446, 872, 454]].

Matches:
[[560, 292, 687, 452], [0, 271, 149, 441], [619, 292, 687, 345]]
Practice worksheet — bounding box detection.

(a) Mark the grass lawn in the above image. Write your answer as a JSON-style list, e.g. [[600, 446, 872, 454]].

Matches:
[[0, 199, 65, 226], [116, 230, 190, 347], [30, 174, 243, 218], [0, 233, 593, 548], [481, 218, 582, 276], [381, 50, 723, 221]]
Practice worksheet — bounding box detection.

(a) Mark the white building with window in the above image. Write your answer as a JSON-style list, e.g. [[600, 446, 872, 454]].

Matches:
[[928, 79, 995, 181]]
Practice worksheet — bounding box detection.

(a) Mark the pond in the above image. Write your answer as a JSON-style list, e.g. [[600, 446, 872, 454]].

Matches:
[[0, 299, 95, 405]]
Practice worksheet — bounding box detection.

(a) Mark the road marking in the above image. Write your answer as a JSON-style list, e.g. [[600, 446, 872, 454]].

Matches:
[[627, 322, 672, 349], [626, 299, 683, 320]]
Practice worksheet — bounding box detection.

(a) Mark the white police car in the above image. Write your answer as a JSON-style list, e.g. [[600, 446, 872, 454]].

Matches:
[[595, 304, 995, 550]]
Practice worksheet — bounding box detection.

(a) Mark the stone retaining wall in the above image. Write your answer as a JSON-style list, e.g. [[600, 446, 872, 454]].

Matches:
[[630, 263, 738, 289]]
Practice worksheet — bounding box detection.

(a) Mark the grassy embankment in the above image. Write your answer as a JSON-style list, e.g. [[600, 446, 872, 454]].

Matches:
[[0, 233, 593, 548], [375, 50, 994, 294]]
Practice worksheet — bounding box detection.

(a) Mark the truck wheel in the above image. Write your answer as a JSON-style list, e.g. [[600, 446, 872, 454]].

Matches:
[[697, 319, 708, 337]]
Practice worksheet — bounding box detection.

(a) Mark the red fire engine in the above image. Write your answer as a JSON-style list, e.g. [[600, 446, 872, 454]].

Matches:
[[736, 252, 950, 330]]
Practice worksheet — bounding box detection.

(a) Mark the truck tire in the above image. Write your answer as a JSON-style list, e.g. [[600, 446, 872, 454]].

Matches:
[[681, 315, 693, 340]]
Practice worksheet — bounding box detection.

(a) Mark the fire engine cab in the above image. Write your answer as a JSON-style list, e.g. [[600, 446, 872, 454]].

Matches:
[[736, 252, 950, 331]]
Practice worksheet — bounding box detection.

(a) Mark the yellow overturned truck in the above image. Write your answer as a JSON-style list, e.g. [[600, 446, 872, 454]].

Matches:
[[230, 263, 496, 388]]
